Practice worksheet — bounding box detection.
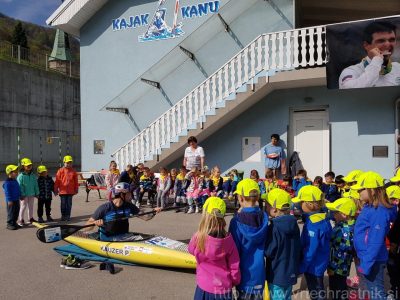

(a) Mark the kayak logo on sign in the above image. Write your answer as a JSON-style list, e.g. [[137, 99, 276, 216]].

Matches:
[[111, 0, 220, 43]]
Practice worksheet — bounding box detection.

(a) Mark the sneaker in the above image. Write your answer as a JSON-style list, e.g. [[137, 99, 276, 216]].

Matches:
[[29, 218, 38, 223], [195, 206, 199, 213], [38, 217, 45, 223], [6, 224, 18, 230], [17, 220, 25, 227], [61, 254, 74, 268], [64, 255, 90, 270], [47, 216, 54, 222], [187, 207, 194, 214]]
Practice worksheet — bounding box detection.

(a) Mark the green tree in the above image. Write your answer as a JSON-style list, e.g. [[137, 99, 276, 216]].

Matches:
[[11, 21, 28, 48]]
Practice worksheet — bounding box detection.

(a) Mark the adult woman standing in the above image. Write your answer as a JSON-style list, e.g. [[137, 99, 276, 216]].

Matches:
[[183, 136, 205, 171]]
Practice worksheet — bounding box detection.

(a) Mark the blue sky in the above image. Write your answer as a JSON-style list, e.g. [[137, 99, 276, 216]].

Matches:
[[0, 0, 61, 26]]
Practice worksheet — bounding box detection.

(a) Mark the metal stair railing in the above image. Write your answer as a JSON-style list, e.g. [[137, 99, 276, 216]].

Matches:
[[113, 25, 327, 168]]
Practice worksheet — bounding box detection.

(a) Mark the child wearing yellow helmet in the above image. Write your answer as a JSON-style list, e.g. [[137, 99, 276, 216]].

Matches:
[[229, 178, 269, 299], [17, 157, 39, 225], [352, 171, 397, 300], [386, 185, 400, 299], [54, 155, 78, 221], [188, 197, 240, 300], [291, 185, 332, 300], [3, 165, 21, 230], [36, 165, 56, 223], [264, 188, 301, 300], [326, 198, 357, 300]]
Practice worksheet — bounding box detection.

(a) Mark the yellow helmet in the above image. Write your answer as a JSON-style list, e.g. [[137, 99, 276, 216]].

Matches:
[[21, 158, 32, 166], [37, 165, 48, 174], [390, 169, 400, 183], [5, 165, 18, 175], [326, 197, 357, 217], [203, 197, 226, 217], [386, 185, 400, 199], [234, 178, 260, 197], [63, 155, 73, 163], [266, 188, 291, 209], [343, 170, 363, 183], [344, 189, 360, 200], [351, 171, 385, 190], [292, 185, 323, 203]]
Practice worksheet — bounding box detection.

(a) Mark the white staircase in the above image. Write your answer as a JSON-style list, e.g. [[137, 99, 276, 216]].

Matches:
[[112, 25, 328, 169]]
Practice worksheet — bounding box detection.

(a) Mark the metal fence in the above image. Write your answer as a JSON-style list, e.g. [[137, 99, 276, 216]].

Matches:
[[0, 40, 80, 78]]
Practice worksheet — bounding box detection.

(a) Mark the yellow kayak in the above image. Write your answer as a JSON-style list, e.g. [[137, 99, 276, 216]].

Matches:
[[33, 223, 196, 269]]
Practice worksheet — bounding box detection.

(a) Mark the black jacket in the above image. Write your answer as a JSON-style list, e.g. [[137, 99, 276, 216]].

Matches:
[[38, 175, 55, 200]]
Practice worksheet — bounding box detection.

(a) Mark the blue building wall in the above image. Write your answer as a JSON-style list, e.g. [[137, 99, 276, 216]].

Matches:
[[168, 85, 399, 179], [79, 0, 293, 170]]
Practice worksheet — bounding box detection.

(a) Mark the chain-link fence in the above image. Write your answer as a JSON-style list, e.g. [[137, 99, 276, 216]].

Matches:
[[0, 40, 79, 78]]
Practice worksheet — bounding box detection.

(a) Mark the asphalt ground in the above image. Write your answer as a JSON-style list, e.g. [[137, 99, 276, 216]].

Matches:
[[0, 186, 378, 300]]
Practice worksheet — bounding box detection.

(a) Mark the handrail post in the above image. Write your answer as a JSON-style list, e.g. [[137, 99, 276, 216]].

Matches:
[[18, 45, 21, 64]]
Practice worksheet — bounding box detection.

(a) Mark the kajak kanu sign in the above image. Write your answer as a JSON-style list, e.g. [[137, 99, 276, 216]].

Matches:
[[111, 0, 220, 42]]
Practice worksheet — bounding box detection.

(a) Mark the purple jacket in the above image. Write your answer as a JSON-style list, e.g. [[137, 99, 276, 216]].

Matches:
[[189, 233, 241, 294]]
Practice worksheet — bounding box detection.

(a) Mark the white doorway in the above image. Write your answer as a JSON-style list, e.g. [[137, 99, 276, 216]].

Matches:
[[290, 109, 330, 179]]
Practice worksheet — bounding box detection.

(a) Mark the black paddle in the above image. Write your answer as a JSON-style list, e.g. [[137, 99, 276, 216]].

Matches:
[[36, 206, 183, 243]]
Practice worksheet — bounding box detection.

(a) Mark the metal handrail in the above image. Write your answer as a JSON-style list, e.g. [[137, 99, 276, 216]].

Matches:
[[112, 24, 328, 167], [0, 40, 80, 78]]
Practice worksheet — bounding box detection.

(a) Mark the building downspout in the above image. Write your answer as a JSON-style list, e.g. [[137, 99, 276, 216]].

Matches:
[[395, 98, 400, 168]]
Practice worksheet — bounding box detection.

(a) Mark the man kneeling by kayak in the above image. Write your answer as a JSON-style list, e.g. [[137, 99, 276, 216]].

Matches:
[[86, 182, 161, 241]]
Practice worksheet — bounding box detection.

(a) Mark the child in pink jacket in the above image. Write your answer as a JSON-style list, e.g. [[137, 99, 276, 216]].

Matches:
[[189, 197, 240, 300]]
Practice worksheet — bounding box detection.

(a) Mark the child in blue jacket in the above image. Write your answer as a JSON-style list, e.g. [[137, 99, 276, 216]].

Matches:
[[386, 185, 400, 300], [292, 169, 312, 196], [326, 197, 357, 300], [352, 172, 397, 300], [265, 188, 301, 300], [321, 171, 340, 202], [229, 179, 269, 300], [3, 165, 21, 230], [292, 185, 332, 300]]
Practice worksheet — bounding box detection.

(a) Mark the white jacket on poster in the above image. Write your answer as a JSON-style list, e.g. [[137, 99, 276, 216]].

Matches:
[[339, 56, 400, 89]]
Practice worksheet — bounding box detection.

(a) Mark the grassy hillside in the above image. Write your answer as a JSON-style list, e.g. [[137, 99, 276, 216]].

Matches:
[[0, 12, 79, 61]]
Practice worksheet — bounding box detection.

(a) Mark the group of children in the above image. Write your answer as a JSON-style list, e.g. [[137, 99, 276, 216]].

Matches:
[[188, 169, 400, 300], [3, 155, 79, 229], [109, 162, 243, 213], [4, 157, 400, 299]]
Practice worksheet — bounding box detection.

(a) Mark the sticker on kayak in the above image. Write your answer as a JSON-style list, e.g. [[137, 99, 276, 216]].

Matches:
[[100, 246, 126, 255], [44, 227, 61, 242], [145, 236, 186, 250], [124, 245, 153, 255]]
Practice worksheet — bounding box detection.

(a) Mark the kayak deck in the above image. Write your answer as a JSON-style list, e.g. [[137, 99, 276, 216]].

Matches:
[[33, 222, 196, 269]]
